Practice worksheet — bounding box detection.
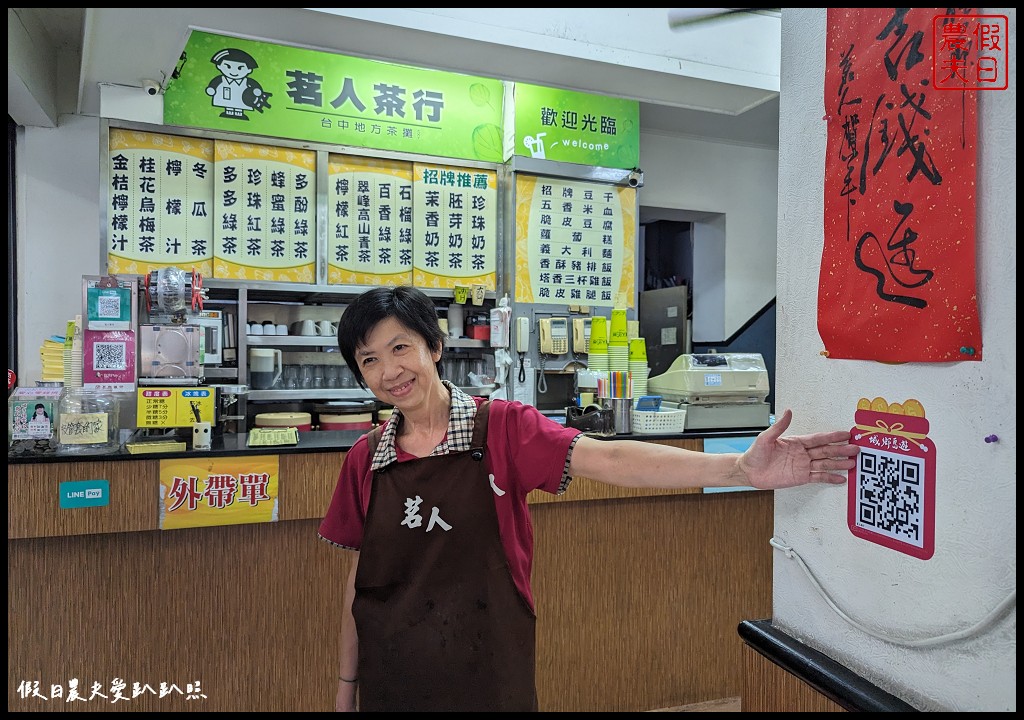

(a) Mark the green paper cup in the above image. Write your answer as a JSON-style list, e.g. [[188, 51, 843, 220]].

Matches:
[[609, 308, 628, 346], [589, 316, 608, 353], [629, 338, 648, 362]]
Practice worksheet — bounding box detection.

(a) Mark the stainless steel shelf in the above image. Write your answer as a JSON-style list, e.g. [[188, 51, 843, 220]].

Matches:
[[247, 388, 376, 402], [246, 386, 495, 401], [214, 284, 495, 392], [244, 335, 485, 349], [445, 338, 487, 349], [205, 278, 497, 304], [245, 335, 338, 348], [203, 367, 239, 378]]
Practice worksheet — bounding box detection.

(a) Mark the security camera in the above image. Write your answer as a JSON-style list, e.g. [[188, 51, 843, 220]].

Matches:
[[143, 79, 162, 96], [627, 169, 644, 189]]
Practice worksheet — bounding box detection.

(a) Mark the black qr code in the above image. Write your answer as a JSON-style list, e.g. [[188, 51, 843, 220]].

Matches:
[[854, 447, 924, 548], [93, 342, 127, 371], [97, 295, 121, 318]]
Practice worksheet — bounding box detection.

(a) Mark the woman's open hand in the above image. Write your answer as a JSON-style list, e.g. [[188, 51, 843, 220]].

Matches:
[[738, 409, 859, 490]]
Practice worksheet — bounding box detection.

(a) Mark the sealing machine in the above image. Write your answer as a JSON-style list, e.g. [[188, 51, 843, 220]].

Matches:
[[646, 353, 771, 429]]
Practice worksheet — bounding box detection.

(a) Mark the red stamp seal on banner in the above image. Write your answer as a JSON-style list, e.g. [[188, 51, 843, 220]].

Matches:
[[933, 13, 1010, 90], [848, 397, 936, 560]]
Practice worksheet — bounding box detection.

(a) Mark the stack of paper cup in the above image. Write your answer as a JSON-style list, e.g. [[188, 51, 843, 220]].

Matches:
[[67, 318, 84, 388], [609, 309, 629, 346], [608, 309, 629, 372], [629, 338, 649, 399], [588, 315, 608, 371]]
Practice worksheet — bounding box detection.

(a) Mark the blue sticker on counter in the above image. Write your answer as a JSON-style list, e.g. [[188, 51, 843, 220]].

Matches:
[[703, 436, 756, 454], [702, 436, 758, 493], [59, 480, 110, 508]]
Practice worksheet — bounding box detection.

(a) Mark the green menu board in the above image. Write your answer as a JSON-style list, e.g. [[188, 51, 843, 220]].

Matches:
[[511, 83, 639, 169], [164, 31, 505, 163]]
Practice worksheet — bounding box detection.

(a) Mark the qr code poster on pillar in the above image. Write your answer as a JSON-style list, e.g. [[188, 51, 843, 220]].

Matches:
[[848, 397, 935, 560]]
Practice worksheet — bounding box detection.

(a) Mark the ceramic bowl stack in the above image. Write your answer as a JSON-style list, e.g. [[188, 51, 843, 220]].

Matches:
[[588, 315, 609, 372], [607, 309, 629, 373], [629, 338, 650, 399]]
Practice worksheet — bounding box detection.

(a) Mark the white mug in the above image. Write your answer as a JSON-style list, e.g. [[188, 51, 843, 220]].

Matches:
[[318, 320, 338, 337], [248, 322, 264, 336], [297, 319, 319, 336], [192, 421, 212, 451], [275, 324, 289, 336]]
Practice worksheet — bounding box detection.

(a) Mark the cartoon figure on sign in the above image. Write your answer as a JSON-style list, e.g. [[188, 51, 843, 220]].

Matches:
[[205, 48, 272, 121]]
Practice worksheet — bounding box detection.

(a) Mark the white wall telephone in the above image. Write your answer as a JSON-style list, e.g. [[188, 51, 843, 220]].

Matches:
[[515, 316, 531, 353], [538, 317, 569, 355]]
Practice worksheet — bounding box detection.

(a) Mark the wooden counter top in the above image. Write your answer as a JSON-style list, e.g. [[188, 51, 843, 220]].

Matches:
[[8, 427, 765, 465], [8, 430, 766, 540]]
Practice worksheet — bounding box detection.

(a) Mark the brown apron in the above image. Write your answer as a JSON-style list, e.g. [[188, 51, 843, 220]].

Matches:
[[353, 401, 538, 711]]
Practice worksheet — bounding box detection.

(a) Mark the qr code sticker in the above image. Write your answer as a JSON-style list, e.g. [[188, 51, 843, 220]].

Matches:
[[97, 294, 121, 318], [854, 447, 924, 548], [93, 341, 127, 370]]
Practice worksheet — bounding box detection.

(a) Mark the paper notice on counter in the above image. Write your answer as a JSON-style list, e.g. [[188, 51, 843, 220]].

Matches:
[[248, 427, 299, 447], [661, 327, 677, 345]]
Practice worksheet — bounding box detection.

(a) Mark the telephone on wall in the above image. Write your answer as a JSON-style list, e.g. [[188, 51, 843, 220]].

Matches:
[[515, 316, 531, 353], [538, 317, 569, 355], [572, 317, 591, 354]]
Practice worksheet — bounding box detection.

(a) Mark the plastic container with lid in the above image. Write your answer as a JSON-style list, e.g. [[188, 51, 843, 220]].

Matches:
[[255, 411, 312, 432], [314, 400, 376, 431], [319, 412, 374, 431]]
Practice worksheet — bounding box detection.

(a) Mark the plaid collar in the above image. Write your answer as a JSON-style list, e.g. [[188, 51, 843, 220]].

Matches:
[[370, 380, 477, 470]]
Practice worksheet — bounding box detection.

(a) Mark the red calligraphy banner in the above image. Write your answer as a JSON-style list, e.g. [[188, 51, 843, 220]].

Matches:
[[819, 8, 981, 362]]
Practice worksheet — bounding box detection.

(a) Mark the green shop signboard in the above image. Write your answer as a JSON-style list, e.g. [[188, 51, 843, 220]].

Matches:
[[164, 31, 504, 162], [511, 83, 639, 169]]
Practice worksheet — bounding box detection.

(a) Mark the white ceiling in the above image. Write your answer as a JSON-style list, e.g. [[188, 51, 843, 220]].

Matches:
[[11, 7, 780, 150]]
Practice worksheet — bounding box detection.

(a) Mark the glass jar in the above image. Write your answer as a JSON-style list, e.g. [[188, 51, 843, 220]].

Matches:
[[57, 387, 121, 454]]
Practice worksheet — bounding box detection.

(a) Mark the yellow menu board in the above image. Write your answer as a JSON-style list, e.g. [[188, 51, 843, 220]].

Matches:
[[514, 174, 636, 308], [137, 387, 216, 428], [327, 154, 414, 286], [107, 129, 215, 276], [213, 140, 317, 282], [412, 163, 497, 290]]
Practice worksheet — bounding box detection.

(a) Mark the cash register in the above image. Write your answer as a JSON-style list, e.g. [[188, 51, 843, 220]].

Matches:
[[646, 353, 771, 429]]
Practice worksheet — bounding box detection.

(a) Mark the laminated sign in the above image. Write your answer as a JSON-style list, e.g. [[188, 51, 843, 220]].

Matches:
[[848, 397, 935, 560]]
